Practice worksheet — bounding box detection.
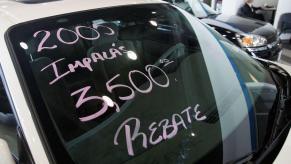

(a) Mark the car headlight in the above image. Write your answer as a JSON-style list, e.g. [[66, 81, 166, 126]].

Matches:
[[236, 34, 267, 48]]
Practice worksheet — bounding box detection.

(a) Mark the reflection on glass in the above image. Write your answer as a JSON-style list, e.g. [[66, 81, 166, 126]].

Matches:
[[127, 51, 138, 60], [19, 42, 28, 50], [102, 95, 114, 107], [149, 20, 158, 27]]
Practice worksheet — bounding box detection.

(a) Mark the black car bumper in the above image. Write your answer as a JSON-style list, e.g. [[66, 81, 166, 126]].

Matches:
[[244, 39, 282, 61]]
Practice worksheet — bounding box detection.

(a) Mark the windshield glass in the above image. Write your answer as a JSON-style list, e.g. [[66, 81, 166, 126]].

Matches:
[[5, 3, 277, 164], [6, 4, 223, 164]]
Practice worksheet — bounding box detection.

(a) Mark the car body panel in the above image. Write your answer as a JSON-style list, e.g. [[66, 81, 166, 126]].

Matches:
[[202, 15, 277, 43], [274, 130, 291, 164], [0, 138, 15, 164], [201, 17, 244, 34], [256, 57, 291, 75], [0, 18, 51, 164], [0, 0, 164, 24]]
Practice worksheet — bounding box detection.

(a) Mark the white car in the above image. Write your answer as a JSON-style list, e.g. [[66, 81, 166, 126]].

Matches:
[[0, 0, 290, 164]]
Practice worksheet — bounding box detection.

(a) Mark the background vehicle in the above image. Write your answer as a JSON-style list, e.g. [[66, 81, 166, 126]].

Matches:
[[165, 0, 282, 60], [0, 0, 290, 163]]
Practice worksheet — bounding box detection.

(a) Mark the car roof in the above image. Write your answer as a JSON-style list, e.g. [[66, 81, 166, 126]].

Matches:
[[0, 0, 165, 27]]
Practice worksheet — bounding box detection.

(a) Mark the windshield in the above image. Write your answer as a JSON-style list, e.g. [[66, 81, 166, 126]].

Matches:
[[6, 4, 223, 164], [5, 3, 277, 164], [170, 0, 218, 18]]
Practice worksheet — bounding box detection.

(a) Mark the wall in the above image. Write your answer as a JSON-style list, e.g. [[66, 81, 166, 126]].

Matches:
[[252, 0, 278, 7], [273, 0, 291, 40], [221, 0, 244, 15], [221, 0, 278, 16]]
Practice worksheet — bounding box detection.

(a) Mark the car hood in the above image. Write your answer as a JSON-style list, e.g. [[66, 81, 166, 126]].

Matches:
[[201, 15, 278, 43], [256, 57, 291, 75], [272, 62, 291, 76]]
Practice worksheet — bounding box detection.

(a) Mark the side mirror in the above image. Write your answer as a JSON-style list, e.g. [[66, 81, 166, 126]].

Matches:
[[0, 138, 15, 164]]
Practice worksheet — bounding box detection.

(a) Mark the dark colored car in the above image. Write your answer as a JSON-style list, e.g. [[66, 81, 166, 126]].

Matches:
[[165, 0, 282, 60]]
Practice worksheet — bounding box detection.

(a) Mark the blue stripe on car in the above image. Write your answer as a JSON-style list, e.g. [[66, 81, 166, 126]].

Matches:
[[204, 25, 257, 151]]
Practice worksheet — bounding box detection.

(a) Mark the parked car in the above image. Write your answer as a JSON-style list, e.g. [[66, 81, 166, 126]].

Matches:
[[0, 0, 290, 164], [164, 0, 282, 61]]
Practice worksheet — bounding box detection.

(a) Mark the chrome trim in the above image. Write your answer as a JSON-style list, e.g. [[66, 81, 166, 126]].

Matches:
[[247, 46, 268, 52], [247, 38, 280, 52]]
